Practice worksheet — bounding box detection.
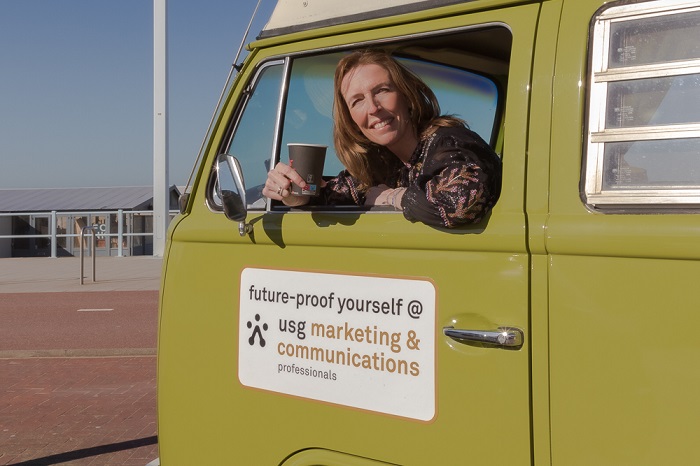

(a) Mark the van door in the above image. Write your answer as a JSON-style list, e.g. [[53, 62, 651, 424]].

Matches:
[[158, 4, 540, 464], [546, 1, 700, 464]]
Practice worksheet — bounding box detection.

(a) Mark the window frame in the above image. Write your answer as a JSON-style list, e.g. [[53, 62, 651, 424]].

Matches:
[[209, 25, 509, 214]]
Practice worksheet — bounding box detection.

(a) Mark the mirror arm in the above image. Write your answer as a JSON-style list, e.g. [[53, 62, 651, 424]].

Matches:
[[239, 222, 253, 237], [178, 193, 190, 214]]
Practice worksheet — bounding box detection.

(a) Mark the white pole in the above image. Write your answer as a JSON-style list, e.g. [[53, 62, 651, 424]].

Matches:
[[117, 209, 124, 257], [153, 0, 169, 257], [50, 210, 57, 258]]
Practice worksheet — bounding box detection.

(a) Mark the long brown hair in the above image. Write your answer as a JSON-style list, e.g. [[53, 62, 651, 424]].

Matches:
[[333, 49, 463, 188]]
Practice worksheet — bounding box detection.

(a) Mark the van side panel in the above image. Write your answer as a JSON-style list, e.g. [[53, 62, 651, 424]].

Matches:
[[546, 1, 700, 464]]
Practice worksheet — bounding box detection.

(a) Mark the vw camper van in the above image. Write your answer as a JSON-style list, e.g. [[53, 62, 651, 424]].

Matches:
[[157, 0, 700, 464]]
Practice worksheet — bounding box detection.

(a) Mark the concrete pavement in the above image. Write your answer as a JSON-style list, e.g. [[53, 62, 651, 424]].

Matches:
[[0, 256, 162, 465], [0, 256, 162, 294]]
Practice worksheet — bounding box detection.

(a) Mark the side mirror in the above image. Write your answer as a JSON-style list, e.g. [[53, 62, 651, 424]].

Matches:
[[216, 153, 252, 236]]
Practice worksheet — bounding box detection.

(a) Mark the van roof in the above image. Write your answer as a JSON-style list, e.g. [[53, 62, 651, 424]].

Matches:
[[259, 0, 470, 38]]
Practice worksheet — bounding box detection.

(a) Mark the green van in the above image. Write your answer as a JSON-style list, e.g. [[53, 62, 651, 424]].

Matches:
[[157, 0, 700, 464]]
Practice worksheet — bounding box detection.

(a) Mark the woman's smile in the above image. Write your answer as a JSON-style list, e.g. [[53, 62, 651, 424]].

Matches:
[[371, 117, 393, 130]]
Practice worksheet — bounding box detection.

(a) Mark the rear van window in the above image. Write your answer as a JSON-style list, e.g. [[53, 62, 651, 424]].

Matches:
[[584, 0, 700, 208]]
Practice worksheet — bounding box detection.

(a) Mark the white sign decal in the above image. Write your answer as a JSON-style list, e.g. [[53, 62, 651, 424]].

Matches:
[[238, 268, 436, 422]]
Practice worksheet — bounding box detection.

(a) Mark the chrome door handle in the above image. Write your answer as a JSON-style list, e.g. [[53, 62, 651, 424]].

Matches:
[[443, 326, 524, 349]]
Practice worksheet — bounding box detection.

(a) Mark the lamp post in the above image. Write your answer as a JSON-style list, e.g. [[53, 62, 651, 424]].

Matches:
[[153, 0, 169, 257]]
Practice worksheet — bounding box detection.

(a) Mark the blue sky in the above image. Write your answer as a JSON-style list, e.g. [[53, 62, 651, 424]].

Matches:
[[0, 0, 275, 189]]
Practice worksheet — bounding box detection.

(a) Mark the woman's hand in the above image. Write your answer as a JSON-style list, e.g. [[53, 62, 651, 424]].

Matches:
[[364, 185, 406, 209], [263, 162, 311, 207]]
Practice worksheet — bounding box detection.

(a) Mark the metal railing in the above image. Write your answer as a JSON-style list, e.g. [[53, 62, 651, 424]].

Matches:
[[0, 210, 179, 258]]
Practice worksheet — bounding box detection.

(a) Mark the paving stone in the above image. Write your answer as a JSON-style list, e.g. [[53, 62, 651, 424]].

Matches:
[[0, 356, 158, 465]]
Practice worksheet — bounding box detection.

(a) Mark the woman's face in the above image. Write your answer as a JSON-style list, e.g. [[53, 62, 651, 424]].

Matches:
[[340, 63, 417, 161]]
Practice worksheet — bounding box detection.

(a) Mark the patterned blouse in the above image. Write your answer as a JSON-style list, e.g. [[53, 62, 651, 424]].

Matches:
[[314, 126, 502, 228]]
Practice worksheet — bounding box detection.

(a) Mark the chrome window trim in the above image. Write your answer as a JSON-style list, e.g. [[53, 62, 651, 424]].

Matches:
[[265, 57, 292, 211], [596, 0, 700, 21], [595, 62, 700, 82], [591, 126, 700, 143]]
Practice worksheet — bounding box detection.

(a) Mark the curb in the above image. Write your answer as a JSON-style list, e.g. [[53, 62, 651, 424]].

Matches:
[[0, 348, 156, 359]]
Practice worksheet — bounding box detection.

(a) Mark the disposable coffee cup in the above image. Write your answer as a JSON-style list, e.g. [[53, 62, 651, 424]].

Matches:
[[288, 143, 327, 196]]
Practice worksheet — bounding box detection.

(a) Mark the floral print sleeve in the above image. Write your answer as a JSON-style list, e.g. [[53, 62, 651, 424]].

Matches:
[[314, 170, 365, 206], [401, 127, 502, 228]]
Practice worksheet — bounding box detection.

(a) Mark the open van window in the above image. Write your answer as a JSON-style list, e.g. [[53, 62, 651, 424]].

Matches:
[[208, 26, 510, 213]]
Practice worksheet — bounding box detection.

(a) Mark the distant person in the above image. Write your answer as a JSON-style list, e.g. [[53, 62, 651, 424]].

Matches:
[[263, 49, 502, 228]]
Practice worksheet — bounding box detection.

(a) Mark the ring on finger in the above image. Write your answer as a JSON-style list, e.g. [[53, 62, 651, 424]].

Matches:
[[277, 186, 283, 195]]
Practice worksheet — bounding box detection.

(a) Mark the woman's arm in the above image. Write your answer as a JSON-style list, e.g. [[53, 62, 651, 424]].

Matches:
[[402, 129, 502, 228], [312, 170, 364, 206]]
